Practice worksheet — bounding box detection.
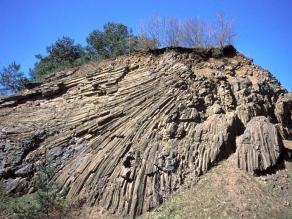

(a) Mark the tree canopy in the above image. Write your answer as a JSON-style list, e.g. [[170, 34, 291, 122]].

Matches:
[[87, 22, 137, 59], [31, 36, 86, 80], [0, 62, 27, 95], [138, 14, 235, 49]]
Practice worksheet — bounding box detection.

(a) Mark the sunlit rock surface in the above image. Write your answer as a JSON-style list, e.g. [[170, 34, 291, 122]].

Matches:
[[0, 46, 291, 217]]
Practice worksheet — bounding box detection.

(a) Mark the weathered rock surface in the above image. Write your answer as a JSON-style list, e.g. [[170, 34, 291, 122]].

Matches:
[[234, 116, 282, 173], [275, 93, 292, 139], [0, 46, 291, 217]]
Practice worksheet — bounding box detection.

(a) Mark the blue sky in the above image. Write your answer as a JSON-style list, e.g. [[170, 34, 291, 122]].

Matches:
[[0, 0, 291, 90]]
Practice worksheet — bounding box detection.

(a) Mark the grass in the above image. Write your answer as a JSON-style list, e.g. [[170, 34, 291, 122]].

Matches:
[[0, 191, 68, 219], [139, 161, 292, 219], [0, 192, 41, 218]]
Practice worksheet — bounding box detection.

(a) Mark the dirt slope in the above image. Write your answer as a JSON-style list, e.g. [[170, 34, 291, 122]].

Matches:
[[141, 160, 292, 219]]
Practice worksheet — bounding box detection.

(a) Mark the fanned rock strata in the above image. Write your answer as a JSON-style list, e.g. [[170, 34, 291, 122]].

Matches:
[[0, 46, 291, 217]]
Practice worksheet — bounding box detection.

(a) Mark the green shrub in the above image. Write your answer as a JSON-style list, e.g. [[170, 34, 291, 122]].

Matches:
[[34, 156, 67, 217], [0, 152, 67, 218], [31, 36, 86, 81]]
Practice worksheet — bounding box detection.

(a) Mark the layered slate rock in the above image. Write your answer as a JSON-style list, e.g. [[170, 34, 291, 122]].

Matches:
[[0, 46, 291, 217], [234, 116, 282, 173]]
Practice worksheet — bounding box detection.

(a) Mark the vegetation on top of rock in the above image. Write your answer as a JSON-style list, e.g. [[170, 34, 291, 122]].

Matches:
[[1, 14, 236, 95], [0, 62, 28, 95], [138, 13, 235, 48], [30, 36, 87, 81], [87, 22, 138, 59]]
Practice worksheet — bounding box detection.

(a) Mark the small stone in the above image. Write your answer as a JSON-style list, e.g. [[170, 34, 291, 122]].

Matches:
[[84, 134, 92, 140]]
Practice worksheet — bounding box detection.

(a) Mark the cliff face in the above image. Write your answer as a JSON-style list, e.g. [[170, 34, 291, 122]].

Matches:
[[0, 46, 291, 217]]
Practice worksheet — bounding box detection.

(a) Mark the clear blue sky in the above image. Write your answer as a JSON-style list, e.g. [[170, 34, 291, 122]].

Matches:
[[0, 0, 291, 91]]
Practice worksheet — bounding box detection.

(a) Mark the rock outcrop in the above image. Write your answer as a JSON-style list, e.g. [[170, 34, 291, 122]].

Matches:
[[275, 93, 292, 139], [234, 116, 282, 173], [0, 46, 291, 217]]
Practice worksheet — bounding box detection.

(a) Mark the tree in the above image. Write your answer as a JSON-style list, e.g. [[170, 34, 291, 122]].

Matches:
[[31, 36, 86, 80], [0, 62, 27, 95], [47, 36, 85, 64], [214, 13, 236, 47], [87, 22, 133, 59], [138, 15, 165, 48], [138, 14, 236, 48], [180, 18, 205, 47], [165, 17, 181, 47], [135, 35, 158, 51]]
